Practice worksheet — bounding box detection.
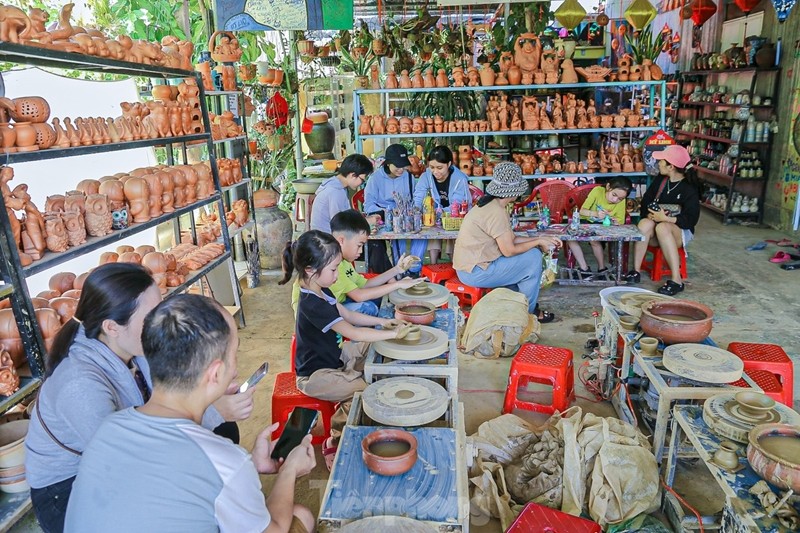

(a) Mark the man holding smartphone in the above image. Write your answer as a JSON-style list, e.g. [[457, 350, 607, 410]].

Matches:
[[64, 295, 316, 533]]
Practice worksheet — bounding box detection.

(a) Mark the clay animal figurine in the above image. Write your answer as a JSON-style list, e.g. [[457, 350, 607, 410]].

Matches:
[[123, 177, 150, 223], [111, 205, 128, 230], [399, 70, 412, 89], [84, 194, 113, 236], [514, 33, 542, 77], [423, 69, 436, 88], [436, 69, 449, 88], [372, 115, 385, 135], [44, 215, 69, 253], [61, 210, 86, 247], [385, 71, 398, 89], [560, 59, 579, 84]]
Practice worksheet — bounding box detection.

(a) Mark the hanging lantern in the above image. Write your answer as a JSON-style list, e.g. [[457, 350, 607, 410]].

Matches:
[[680, 1, 694, 20], [266, 91, 288, 127], [691, 0, 718, 27], [624, 0, 658, 30], [555, 0, 588, 31], [772, 0, 797, 21], [734, 0, 760, 12]]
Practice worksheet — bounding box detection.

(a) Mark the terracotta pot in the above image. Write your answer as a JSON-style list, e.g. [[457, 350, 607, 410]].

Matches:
[[713, 441, 740, 470], [361, 429, 417, 476], [271, 69, 284, 87], [12, 122, 37, 151], [0, 123, 15, 152], [261, 68, 276, 86], [755, 43, 776, 69], [639, 299, 713, 345], [480, 64, 496, 87], [297, 39, 315, 56], [619, 315, 639, 331], [747, 423, 800, 492], [507, 65, 522, 85], [49, 272, 76, 294], [1, 97, 50, 123], [394, 301, 435, 325]]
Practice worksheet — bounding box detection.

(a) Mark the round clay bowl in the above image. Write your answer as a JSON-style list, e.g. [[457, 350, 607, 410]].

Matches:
[[639, 299, 713, 345], [735, 391, 776, 417], [406, 284, 430, 296], [639, 337, 659, 356], [0, 420, 28, 468], [619, 315, 639, 331], [322, 159, 339, 172], [292, 179, 324, 194], [361, 429, 418, 476], [404, 326, 422, 342], [395, 301, 435, 325], [747, 423, 800, 492]]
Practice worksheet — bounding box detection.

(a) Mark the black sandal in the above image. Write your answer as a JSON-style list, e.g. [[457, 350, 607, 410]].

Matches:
[[624, 270, 641, 283], [658, 280, 685, 296], [534, 304, 555, 323]]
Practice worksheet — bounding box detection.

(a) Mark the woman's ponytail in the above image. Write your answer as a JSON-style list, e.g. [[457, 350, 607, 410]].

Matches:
[[278, 241, 295, 285]]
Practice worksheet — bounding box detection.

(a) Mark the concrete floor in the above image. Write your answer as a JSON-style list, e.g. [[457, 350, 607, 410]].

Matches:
[[11, 210, 800, 532]]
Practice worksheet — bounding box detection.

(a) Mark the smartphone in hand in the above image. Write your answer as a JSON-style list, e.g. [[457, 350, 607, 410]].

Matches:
[[238, 362, 269, 394], [270, 407, 318, 461]]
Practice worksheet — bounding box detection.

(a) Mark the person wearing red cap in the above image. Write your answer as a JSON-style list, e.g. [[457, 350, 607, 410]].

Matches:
[[624, 145, 700, 295]]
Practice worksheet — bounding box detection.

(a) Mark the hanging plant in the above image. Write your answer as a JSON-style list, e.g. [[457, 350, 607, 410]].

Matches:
[[624, 23, 665, 63]]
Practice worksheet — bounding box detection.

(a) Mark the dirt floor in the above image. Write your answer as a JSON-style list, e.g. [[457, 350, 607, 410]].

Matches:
[[11, 210, 800, 532]]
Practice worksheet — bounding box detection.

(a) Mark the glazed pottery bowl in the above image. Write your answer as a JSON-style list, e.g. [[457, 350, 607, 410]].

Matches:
[[747, 423, 800, 492], [292, 179, 324, 194], [362, 429, 418, 476], [735, 391, 776, 417], [0, 420, 28, 469], [619, 315, 639, 331], [395, 301, 435, 325], [639, 299, 713, 345]]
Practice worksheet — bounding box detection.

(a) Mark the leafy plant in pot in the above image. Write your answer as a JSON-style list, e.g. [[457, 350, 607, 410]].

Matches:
[[338, 46, 378, 89], [624, 24, 665, 64]]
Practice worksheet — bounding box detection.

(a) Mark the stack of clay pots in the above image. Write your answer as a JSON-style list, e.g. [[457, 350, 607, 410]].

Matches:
[[455, 145, 475, 177], [0, 419, 29, 494]]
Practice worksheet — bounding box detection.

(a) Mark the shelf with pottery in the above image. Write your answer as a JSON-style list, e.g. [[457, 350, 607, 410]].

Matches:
[[680, 67, 780, 76], [355, 80, 668, 95], [358, 127, 661, 140]]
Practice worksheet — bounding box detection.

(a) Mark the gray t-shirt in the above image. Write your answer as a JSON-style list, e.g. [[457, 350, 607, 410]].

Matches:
[[64, 408, 270, 533]]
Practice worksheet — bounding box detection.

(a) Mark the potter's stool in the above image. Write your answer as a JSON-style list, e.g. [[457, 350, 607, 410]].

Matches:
[[641, 245, 687, 282], [503, 343, 575, 415], [271, 372, 335, 445], [444, 275, 488, 312], [727, 342, 794, 406], [507, 502, 601, 533], [422, 263, 456, 284], [293, 193, 316, 232], [730, 370, 786, 405]]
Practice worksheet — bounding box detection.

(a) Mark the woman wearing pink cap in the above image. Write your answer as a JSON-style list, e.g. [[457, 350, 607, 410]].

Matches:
[[625, 144, 700, 295]]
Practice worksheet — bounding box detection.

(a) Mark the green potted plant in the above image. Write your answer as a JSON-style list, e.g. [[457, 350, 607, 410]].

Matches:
[[625, 24, 665, 64], [295, 31, 315, 57], [338, 46, 378, 89]]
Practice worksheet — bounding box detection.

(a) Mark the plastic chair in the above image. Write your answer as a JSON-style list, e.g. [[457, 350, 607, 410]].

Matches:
[[507, 502, 601, 533], [351, 188, 365, 211], [468, 183, 484, 205], [270, 372, 336, 445], [422, 263, 456, 284], [641, 245, 688, 282], [727, 342, 794, 407], [503, 343, 575, 415], [293, 193, 315, 232], [514, 181, 575, 223], [444, 275, 488, 311]]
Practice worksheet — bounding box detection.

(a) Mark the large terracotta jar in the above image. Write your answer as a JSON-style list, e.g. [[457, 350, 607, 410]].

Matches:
[[13, 122, 37, 152], [507, 65, 522, 85], [303, 110, 335, 159], [480, 64, 496, 87], [256, 205, 292, 269], [755, 43, 776, 68]]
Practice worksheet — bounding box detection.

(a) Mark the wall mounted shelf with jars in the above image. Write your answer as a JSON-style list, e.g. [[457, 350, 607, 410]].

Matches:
[[672, 67, 780, 224]]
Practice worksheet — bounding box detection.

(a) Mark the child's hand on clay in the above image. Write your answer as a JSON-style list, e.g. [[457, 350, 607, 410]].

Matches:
[[396, 254, 421, 272], [394, 323, 416, 339], [382, 319, 407, 330], [397, 276, 427, 289]]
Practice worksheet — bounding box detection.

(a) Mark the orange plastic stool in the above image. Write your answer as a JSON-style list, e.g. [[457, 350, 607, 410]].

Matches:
[[730, 370, 786, 405], [271, 372, 335, 445], [444, 275, 488, 310], [641, 245, 687, 282], [503, 343, 575, 415], [422, 263, 456, 284], [507, 502, 601, 533], [727, 342, 794, 407]]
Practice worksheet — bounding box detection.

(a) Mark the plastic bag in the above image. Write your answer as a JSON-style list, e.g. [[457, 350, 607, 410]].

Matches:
[[540, 252, 558, 290]]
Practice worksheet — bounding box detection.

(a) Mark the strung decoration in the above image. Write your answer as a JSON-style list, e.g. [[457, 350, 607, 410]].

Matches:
[[624, 0, 658, 30], [691, 0, 718, 27], [772, 0, 797, 22], [734, 0, 760, 12], [555, 0, 587, 31]]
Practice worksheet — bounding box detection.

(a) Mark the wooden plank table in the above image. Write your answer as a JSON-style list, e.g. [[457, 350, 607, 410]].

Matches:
[[367, 223, 644, 286]]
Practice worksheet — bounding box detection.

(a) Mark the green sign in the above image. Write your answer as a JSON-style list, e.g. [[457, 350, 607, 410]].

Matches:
[[216, 0, 353, 31]]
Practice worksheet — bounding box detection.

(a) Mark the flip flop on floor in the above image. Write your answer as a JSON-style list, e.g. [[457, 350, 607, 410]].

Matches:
[[322, 437, 337, 472], [765, 238, 796, 247], [781, 261, 800, 271], [770, 251, 793, 263], [533, 304, 555, 323], [746, 242, 768, 251]]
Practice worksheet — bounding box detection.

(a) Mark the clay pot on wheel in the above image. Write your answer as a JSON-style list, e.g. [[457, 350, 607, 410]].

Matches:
[[394, 301, 435, 325], [639, 299, 713, 345], [361, 429, 418, 476], [747, 423, 800, 493]]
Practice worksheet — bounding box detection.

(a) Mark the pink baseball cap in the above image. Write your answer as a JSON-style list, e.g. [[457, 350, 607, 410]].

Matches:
[[653, 145, 691, 169]]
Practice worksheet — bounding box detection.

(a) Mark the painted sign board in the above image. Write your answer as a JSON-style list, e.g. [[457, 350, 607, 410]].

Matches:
[[215, 0, 353, 31]]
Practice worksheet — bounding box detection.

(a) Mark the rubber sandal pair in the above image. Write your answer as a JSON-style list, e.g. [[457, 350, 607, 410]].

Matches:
[[534, 304, 555, 324], [322, 437, 337, 472], [769, 251, 800, 263], [658, 280, 684, 296], [624, 270, 641, 283], [781, 261, 800, 271]]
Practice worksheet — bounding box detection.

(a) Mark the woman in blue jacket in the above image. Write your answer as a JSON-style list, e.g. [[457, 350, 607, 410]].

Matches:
[[413, 146, 472, 263]]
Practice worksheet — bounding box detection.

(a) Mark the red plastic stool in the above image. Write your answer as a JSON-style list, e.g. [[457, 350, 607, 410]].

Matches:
[[730, 370, 786, 405], [727, 342, 794, 407], [641, 245, 687, 282], [444, 275, 488, 310], [271, 372, 336, 445], [290, 334, 297, 371], [503, 343, 575, 415], [421, 263, 456, 284], [507, 502, 601, 533], [363, 272, 380, 279]]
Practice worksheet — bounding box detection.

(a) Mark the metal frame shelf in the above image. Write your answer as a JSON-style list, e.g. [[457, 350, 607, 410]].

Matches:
[[358, 126, 660, 140], [355, 80, 668, 94]]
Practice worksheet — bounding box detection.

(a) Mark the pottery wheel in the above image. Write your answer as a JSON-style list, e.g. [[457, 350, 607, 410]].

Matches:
[[362, 377, 449, 427], [605, 288, 656, 310], [662, 343, 744, 383], [617, 292, 673, 318], [389, 282, 450, 308], [339, 516, 438, 533], [374, 326, 448, 361], [703, 392, 800, 443]]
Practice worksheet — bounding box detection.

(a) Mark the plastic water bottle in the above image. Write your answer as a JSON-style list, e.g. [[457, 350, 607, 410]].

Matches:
[[511, 211, 519, 230], [571, 208, 580, 231], [384, 210, 393, 232]]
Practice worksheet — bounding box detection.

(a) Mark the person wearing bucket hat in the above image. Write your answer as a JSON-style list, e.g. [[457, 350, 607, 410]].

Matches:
[[364, 144, 423, 275], [625, 144, 700, 296], [453, 162, 562, 322]]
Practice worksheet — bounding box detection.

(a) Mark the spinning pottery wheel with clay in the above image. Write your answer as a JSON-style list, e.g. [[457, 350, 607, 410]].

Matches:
[[703, 391, 800, 443], [362, 377, 449, 427], [615, 292, 673, 318], [389, 281, 450, 308], [374, 325, 448, 361], [662, 344, 744, 384]]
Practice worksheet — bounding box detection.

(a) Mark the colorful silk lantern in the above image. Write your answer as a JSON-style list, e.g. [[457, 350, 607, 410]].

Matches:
[[772, 0, 797, 21], [624, 0, 658, 30], [691, 0, 718, 27], [266, 91, 288, 127], [555, 0, 587, 31], [734, 0, 760, 12]]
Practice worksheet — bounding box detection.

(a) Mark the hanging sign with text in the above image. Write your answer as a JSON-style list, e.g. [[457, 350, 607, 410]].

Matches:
[[215, 0, 352, 31]]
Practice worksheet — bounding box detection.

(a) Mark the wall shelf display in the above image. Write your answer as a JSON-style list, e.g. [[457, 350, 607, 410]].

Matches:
[[354, 80, 666, 184], [672, 68, 779, 224]]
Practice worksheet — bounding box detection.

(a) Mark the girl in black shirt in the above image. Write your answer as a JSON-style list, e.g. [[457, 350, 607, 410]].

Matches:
[[625, 145, 700, 295]]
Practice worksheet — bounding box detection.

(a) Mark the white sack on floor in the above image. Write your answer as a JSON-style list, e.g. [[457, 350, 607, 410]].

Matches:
[[460, 288, 539, 359]]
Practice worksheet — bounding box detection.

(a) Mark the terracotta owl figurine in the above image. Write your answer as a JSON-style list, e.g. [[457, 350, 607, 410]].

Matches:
[[45, 216, 69, 253], [62, 211, 87, 247], [45, 195, 66, 213], [123, 177, 151, 223], [85, 194, 114, 237], [64, 192, 85, 215], [111, 205, 129, 230]]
